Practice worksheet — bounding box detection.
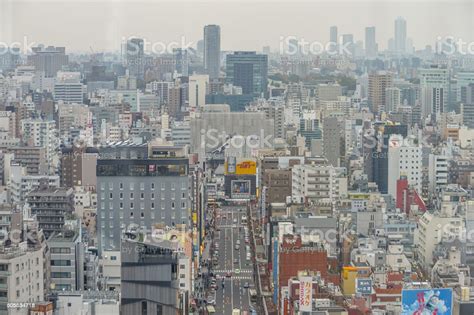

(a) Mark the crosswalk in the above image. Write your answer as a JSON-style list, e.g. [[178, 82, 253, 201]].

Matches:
[[214, 269, 253, 274]]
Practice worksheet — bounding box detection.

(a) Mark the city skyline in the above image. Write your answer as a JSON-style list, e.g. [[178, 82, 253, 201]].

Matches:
[[1, 1, 473, 53]]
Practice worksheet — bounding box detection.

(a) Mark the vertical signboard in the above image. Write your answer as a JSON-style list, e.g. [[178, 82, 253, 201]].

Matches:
[[299, 276, 313, 312]]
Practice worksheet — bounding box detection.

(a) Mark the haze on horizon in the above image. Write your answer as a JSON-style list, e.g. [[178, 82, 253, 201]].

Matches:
[[0, 0, 473, 53]]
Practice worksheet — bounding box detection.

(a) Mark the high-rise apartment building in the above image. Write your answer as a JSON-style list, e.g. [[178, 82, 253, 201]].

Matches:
[[203, 25, 221, 79], [368, 71, 393, 114]]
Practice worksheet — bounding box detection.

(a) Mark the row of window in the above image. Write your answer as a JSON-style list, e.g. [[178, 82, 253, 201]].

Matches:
[[100, 181, 187, 191]]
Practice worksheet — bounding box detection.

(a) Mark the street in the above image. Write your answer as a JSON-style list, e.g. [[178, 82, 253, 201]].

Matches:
[[208, 205, 256, 314]]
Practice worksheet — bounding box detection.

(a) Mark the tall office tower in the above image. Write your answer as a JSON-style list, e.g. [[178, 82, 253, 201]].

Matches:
[[53, 71, 84, 104], [365, 26, 377, 58], [204, 25, 221, 79], [96, 144, 190, 253], [341, 34, 355, 57], [126, 38, 145, 80], [387, 135, 422, 198], [226, 51, 268, 96], [419, 65, 449, 118], [27, 46, 69, 77], [323, 116, 345, 167], [368, 71, 393, 114], [394, 17, 407, 54], [188, 74, 209, 108], [385, 87, 401, 113], [173, 48, 189, 76], [457, 72, 474, 102], [329, 26, 338, 53]]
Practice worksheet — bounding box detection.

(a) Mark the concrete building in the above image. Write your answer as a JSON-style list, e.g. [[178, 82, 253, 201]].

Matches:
[[27, 46, 68, 77], [322, 116, 345, 167], [394, 17, 407, 54], [428, 153, 449, 196], [27, 187, 75, 238], [47, 229, 85, 291], [188, 75, 209, 108], [96, 144, 190, 253], [419, 65, 449, 118], [387, 135, 422, 198], [365, 26, 377, 58], [385, 87, 401, 113], [53, 72, 84, 104], [316, 83, 342, 104], [60, 146, 98, 190], [121, 237, 190, 315], [10, 146, 48, 175], [292, 162, 347, 205], [21, 119, 59, 175], [368, 71, 393, 114], [190, 105, 274, 154]]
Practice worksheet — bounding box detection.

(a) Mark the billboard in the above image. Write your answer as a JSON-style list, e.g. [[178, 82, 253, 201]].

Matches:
[[231, 180, 251, 199], [356, 278, 372, 295], [225, 157, 257, 175], [299, 276, 312, 312], [402, 288, 453, 315], [235, 160, 257, 175]]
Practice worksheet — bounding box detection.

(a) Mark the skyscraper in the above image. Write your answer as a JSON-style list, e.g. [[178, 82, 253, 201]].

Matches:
[[226, 51, 268, 96], [204, 25, 221, 79], [329, 26, 338, 54], [342, 34, 354, 57], [365, 26, 377, 58], [126, 38, 145, 80], [394, 17, 407, 54]]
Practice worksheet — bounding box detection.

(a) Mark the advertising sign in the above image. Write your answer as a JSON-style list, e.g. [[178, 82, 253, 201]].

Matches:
[[235, 160, 257, 175], [231, 180, 251, 199], [356, 278, 372, 295], [401, 288, 453, 315], [299, 276, 313, 312]]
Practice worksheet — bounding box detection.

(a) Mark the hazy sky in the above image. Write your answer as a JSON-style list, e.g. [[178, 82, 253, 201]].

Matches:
[[1, 0, 473, 53]]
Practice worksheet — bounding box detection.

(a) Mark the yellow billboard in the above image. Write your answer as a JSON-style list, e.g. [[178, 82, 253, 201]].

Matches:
[[235, 160, 257, 175]]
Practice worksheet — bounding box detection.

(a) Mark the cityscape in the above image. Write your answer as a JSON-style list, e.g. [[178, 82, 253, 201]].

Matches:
[[1, 0, 474, 314]]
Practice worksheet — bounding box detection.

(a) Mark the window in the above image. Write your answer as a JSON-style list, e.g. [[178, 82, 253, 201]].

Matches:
[[109, 193, 113, 199], [151, 202, 155, 209], [130, 212, 134, 218], [151, 183, 155, 190], [120, 192, 123, 199], [140, 192, 144, 199], [111, 256, 117, 261], [130, 192, 134, 199], [50, 248, 71, 254], [120, 182, 123, 190], [141, 212, 144, 218], [51, 272, 71, 278], [151, 193, 155, 199], [51, 260, 71, 266]]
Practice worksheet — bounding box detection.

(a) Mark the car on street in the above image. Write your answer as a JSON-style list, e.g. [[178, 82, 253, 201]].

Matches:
[[243, 282, 249, 288], [234, 258, 239, 264], [226, 272, 231, 277], [235, 245, 240, 250], [235, 269, 240, 274]]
